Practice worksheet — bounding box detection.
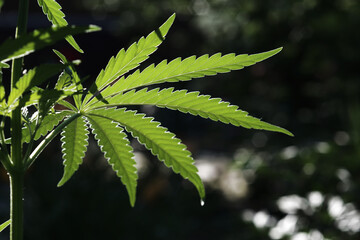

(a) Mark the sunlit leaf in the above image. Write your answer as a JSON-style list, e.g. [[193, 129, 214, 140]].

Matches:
[[7, 64, 64, 109], [87, 113, 137, 206], [53, 50, 83, 108], [88, 108, 205, 200], [0, 69, 5, 109], [83, 14, 176, 105], [0, 219, 10, 232], [89, 87, 293, 136], [37, 0, 83, 53], [0, 25, 100, 64], [58, 116, 89, 186], [86, 48, 283, 107]]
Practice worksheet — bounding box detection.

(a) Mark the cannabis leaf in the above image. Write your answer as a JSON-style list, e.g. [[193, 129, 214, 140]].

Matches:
[[87, 114, 137, 206], [7, 64, 64, 110], [0, 219, 10, 232], [88, 88, 292, 136], [0, 0, 4, 12], [87, 108, 205, 200], [37, 0, 83, 53], [0, 25, 100, 64], [58, 116, 89, 186], [17, 14, 291, 208], [83, 14, 176, 105], [84, 48, 282, 108]]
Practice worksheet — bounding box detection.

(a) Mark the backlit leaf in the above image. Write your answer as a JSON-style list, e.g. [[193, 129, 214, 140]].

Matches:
[[7, 64, 64, 109], [58, 116, 89, 186], [37, 0, 83, 52], [88, 108, 205, 200], [89, 88, 293, 136], [88, 48, 283, 106], [87, 114, 137, 206], [0, 25, 100, 64], [83, 14, 175, 105], [0, 220, 10, 232]]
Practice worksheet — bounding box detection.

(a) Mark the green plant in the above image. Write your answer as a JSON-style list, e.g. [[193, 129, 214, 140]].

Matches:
[[0, 0, 292, 238]]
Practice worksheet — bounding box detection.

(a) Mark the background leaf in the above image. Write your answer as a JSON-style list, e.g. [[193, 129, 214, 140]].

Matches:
[[0, 25, 100, 64], [7, 64, 64, 109], [87, 114, 137, 206], [37, 0, 83, 53], [53, 50, 83, 108], [0, 0, 4, 12]]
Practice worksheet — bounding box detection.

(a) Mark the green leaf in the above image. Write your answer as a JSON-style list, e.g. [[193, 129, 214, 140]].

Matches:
[[24, 110, 72, 143], [57, 99, 77, 111], [0, 69, 5, 109], [88, 108, 205, 200], [37, 0, 83, 53], [89, 88, 293, 136], [83, 14, 176, 105], [7, 64, 65, 109], [4, 110, 72, 144], [0, 25, 100, 64], [0, 0, 4, 12], [87, 114, 137, 206], [55, 71, 74, 91], [0, 219, 10, 232], [90, 48, 282, 105], [0, 62, 9, 68], [58, 116, 89, 186], [53, 50, 83, 108]]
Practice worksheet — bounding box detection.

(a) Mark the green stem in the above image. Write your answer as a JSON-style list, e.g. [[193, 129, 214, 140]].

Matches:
[[10, 0, 29, 239], [9, 172, 24, 240]]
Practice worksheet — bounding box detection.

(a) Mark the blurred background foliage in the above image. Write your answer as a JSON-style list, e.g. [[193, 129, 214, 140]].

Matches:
[[1, 0, 360, 239]]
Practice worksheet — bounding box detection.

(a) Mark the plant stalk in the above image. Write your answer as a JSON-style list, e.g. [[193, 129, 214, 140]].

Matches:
[[10, 0, 29, 239], [9, 172, 24, 240]]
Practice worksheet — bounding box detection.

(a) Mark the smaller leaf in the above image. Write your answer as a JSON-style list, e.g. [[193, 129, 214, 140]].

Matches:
[[7, 64, 64, 108], [55, 71, 76, 91], [37, 0, 83, 53], [0, 219, 10, 232], [53, 50, 83, 108], [0, 62, 9, 68], [0, 69, 5, 108], [24, 110, 72, 143], [58, 116, 89, 186], [0, 25, 101, 63], [87, 114, 137, 206], [4, 110, 72, 144]]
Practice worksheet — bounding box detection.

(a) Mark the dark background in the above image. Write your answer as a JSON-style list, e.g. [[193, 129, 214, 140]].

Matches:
[[1, 0, 360, 239]]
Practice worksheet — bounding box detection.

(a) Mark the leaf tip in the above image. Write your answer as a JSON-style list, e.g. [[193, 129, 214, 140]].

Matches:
[[87, 24, 102, 33], [0, 219, 11, 232], [129, 195, 136, 207], [57, 178, 66, 187]]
